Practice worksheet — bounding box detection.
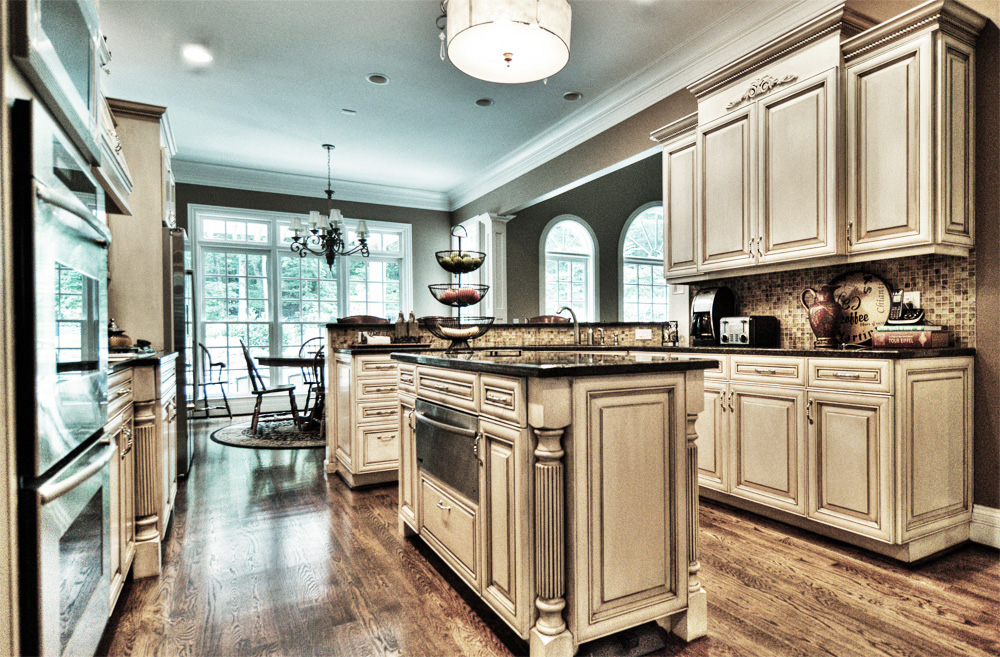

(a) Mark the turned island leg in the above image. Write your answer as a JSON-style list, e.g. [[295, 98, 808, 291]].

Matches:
[[530, 427, 574, 657]]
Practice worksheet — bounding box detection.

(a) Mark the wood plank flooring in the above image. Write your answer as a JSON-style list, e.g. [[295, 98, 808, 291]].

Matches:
[[99, 419, 999, 657]]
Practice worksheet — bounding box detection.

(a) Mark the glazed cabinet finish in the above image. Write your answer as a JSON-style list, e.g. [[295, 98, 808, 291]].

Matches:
[[398, 363, 707, 656], [328, 353, 401, 488], [681, 352, 974, 561], [107, 368, 136, 612], [659, 121, 699, 276]]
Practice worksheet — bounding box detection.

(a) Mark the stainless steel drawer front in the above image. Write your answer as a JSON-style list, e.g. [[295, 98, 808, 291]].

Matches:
[[414, 399, 479, 501]]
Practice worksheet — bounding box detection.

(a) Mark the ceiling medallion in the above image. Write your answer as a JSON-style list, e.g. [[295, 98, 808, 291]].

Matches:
[[439, 0, 572, 84]]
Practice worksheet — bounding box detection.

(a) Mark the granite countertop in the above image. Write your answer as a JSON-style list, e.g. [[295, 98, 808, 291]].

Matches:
[[334, 344, 434, 355], [390, 349, 719, 378], [108, 350, 176, 373], [554, 344, 976, 359]]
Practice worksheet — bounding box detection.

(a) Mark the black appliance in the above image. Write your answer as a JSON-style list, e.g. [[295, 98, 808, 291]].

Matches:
[[690, 287, 736, 346], [12, 99, 113, 657], [413, 399, 480, 501], [720, 316, 781, 347]]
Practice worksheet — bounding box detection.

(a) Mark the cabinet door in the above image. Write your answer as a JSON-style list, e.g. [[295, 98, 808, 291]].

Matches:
[[730, 384, 806, 514], [663, 131, 698, 275], [122, 413, 136, 570], [480, 419, 529, 636], [695, 382, 729, 492], [846, 36, 932, 253], [807, 391, 892, 541], [698, 107, 756, 271], [398, 396, 417, 530], [108, 420, 124, 608], [758, 68, 840, 263]]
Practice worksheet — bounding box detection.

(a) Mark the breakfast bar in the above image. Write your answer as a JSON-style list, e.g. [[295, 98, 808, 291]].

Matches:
[[392, 350, 716, 656]]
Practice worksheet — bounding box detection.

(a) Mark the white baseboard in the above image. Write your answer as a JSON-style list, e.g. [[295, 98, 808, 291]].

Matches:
[[970, 505, 1000, 548]]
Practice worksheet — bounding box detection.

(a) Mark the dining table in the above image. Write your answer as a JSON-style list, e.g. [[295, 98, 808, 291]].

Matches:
[[257, 355, 325, 432]]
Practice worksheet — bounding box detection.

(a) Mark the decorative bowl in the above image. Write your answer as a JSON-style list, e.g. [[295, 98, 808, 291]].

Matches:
[[428, 283, 490, 307], [435, 250, 486, 274], [423, 316, 495, 353]]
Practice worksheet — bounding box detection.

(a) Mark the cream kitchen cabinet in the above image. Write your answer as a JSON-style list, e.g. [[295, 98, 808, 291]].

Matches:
[[651, 114, 698, 276], [107, 367, 135, 612], [843, 1, 983, 257], [328, 352, 401, 488], [694, 381, 728, 492], [398, 392, 417, 532]]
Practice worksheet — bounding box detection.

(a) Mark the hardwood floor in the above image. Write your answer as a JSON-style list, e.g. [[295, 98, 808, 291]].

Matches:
[[99, 419, 999, 657]]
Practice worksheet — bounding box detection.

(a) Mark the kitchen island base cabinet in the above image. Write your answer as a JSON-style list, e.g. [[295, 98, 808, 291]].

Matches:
[[395, 355, 712, 656]]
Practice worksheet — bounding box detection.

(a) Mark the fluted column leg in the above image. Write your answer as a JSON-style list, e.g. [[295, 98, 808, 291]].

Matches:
[[672, 410, 708, 640], [529, 428, 574, 657], [132, 400, 162, 578]]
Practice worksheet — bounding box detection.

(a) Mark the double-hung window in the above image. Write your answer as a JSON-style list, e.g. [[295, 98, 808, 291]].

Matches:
[[620, 203, 668, 322], [192, 204, 412, 396]]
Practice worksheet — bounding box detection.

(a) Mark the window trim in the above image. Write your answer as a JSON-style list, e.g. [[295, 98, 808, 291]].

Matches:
[[189, 203, 413, 395], [538, 214, 599, 321], [618, 201, 667, 322]]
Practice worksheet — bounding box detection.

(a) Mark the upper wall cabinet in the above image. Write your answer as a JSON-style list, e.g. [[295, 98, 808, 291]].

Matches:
[[652, 114, 698, 277], [842, 0, 984, 256]]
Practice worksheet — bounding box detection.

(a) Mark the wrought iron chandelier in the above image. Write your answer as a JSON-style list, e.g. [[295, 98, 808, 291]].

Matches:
[[288, 144, 369, 270]]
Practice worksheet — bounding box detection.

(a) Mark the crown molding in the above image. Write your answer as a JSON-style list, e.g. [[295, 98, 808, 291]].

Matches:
[[446, 0, 843, 211], [172, 159, 451, 212]]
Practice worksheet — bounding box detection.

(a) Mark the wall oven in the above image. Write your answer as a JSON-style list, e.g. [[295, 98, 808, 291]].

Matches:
[[10, 0, 103, 164], [13, 98, 113, 657]]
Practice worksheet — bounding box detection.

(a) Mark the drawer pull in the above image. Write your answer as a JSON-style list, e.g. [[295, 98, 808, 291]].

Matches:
[[485, 391, 512, 405], [832, 372, 862, 379], [375, 434, 395, 442], [807, 399, 814, 425], [753, 367, 778, 374], [368, 385, 396, 393], [369, 364, 395, 370], [111, 387, 132, 401], [436, 500, 451, 512], [400, 374, 414, 383], [368, 409, 396, 417]]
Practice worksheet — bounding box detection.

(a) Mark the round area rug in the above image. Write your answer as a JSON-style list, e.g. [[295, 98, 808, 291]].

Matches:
[[210, 420, 324, 450]]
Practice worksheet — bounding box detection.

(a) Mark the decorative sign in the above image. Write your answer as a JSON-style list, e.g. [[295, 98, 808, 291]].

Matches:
[[831, 271, 891, 344]]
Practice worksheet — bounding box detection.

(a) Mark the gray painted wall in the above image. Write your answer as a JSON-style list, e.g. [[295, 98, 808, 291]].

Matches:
[[175, 183, 453, 317], [505, 153, 661, 322]]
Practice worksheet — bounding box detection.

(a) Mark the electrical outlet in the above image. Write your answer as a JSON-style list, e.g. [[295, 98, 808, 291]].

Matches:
[[635, 328, 653, 340]]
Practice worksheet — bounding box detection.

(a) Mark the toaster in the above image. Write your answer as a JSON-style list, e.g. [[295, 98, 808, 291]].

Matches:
[[719, 316, 780, 347]]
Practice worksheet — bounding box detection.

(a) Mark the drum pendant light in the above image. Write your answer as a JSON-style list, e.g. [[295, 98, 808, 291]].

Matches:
[[445, 0, 571, 84]]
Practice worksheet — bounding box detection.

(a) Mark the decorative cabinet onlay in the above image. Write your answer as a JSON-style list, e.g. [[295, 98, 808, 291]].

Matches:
[[670, 351, 973, 562], [654, 0, 985, 283]]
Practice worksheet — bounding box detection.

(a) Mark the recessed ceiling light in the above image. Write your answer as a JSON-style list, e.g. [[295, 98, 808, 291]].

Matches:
[[181, 43, 213, 67], [475, 98, 494, 107], [366, 73, 389, 85], [562, 91, 583, 102], [341, 109, 357, 116]]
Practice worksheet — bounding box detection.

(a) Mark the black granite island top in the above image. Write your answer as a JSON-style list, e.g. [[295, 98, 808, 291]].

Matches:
[[390, 349, 719, 378], [107, 350, 176, 373], [514, 344, 976, 359], [334, 344, 434, 355]]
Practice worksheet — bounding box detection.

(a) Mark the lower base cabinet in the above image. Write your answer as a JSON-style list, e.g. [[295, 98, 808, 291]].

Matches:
[[683, 353, 973, 562], [107, 368, 136, 612]]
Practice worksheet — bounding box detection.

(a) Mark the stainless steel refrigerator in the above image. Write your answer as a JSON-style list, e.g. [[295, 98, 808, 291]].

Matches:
[[165, 227, 194, 475]]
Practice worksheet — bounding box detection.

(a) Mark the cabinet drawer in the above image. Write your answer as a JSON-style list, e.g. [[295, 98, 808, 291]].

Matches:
[[480, 375, 524, 426], [356, 355, 397, 378], [421, 475, 478, 587], [108, 370, 134, 420], [356, 400, 399, 424], [360, 424, 399, 470], [417, 367, 478, 413], [808, 359, 891, 393], [730, 355, 804, 386], [672, 352, 728, 378], [356, 377, 398, 400], [398, 363, 416, 393]]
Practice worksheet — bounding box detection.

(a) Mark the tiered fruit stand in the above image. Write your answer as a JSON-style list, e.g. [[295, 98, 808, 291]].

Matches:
[[424, 226, 494, 353]]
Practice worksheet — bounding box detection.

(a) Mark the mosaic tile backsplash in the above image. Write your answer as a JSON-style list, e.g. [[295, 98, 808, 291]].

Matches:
[[694, 252, 976, 349]]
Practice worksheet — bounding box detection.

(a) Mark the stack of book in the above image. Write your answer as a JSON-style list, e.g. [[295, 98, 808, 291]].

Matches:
[[871, 325, 949, 348]]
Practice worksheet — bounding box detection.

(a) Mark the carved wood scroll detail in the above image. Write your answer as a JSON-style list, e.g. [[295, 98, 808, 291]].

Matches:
[[727, 73, 798, 110]]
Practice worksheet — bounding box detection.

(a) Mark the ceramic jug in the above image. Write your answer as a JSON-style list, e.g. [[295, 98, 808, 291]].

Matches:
[[801, 284, 843, 348]]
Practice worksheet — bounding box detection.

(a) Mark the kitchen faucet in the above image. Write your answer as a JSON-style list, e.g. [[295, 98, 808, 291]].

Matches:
[[595, 327, 605, 345], [557, 306, 580, 344]]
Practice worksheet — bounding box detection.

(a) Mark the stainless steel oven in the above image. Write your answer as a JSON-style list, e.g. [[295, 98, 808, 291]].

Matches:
[[414, 399, 480, 501], [10, 0, 103, 163], [13, 98, 112, 657]]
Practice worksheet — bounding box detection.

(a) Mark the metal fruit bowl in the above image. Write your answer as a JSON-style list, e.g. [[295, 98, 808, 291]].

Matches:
[[423, 316, 495, 353], [435, 250, 486, 274], [428, 283, 490, 307]]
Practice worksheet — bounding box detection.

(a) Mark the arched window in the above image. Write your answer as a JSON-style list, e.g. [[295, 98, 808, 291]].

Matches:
[[540, 216, 597, 321], [620, 203, 668, 322]]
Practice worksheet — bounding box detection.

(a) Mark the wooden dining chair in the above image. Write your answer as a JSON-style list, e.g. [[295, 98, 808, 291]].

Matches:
[[197, 343, 233, 419], [298, 337, 325, 417], [239, 340, 301, 434]]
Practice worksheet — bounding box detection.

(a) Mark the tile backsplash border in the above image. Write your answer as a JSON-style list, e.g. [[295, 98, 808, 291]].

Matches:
[[692, 252, 976, 349]]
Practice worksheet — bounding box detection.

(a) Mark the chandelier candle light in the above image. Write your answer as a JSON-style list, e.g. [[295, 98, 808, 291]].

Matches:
[[443, 0, 572, 84], [289, 144, 369, 270]]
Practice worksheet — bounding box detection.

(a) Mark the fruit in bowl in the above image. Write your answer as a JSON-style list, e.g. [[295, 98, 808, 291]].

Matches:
[[455, 286, 481, 304]]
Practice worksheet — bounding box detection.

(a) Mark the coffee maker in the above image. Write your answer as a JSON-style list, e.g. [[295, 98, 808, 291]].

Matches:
[[690, 287, 736, 346]]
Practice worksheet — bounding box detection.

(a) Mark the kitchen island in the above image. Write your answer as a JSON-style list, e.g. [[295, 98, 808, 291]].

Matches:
[[391, 350, 716, 656]]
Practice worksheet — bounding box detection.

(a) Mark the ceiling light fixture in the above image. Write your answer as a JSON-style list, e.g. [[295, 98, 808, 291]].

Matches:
[[562, 91, 582, 101], [181, 43, 213, 67], [439, 0, 571, 84], [288, 144, 369, 270], [475, 98, 494, 107], [366, 73, 390, 85]]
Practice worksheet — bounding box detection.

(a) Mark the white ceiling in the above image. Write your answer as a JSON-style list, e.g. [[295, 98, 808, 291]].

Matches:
[[99, 0, 844, 210]]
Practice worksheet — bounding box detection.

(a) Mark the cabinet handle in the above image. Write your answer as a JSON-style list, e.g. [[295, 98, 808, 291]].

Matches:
[[111, 387, 132, 401], [473, 431, 484, 463], [369, 364, 395, 370], [368, 409, 396, 417], [728, 391, 734, 413], [375, 433, 395, 442], [400, 374, 414, 384], [485, 391, 511, 405], [369, 385, 396, 393], [407, 409, 416, 430], [807, 399, 814, 424], [847, 219, 854, 247], [121, 425, 133, 456], [753, 367, 778, 374], [422, 381, 451, 393], [719, 395, 725, 413], [757, 236, 763, 259], [832, 372, 862, 379], [436, 500, 451, 512]]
